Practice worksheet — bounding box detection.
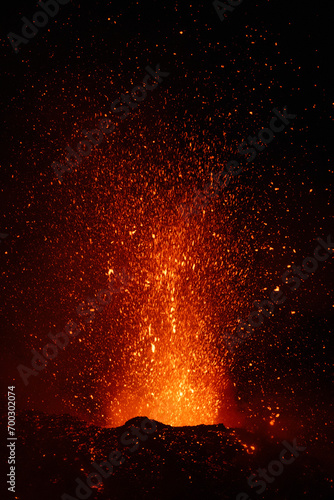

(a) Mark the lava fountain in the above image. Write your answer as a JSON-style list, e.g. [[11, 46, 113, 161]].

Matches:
[[103, 196, 246, 427]]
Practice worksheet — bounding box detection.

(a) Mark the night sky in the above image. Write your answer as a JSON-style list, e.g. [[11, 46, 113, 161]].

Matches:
[[1, 0, 333, 451]]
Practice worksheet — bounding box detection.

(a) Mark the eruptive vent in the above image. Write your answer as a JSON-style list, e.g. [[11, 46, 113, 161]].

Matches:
[[101, 203, 244, 427]]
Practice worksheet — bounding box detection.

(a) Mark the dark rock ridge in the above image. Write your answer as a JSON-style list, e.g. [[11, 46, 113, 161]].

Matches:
[[1, 411, 333, 500]]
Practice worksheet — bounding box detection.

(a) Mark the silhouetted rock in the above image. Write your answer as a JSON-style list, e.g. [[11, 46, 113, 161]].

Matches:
[[1, 411, 332, 500]]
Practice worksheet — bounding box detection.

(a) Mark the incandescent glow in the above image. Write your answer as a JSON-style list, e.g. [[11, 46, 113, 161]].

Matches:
[[103, 213, 243, 428]]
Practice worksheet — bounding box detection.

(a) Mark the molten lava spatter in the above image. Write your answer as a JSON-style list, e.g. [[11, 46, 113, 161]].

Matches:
[[103, 215, 243, 427]]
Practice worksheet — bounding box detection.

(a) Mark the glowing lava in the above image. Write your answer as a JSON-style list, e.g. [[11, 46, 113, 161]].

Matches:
[[104, 218, 240, 427]]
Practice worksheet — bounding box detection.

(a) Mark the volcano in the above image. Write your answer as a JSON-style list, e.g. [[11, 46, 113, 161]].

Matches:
[[4, 410, 332, 500]]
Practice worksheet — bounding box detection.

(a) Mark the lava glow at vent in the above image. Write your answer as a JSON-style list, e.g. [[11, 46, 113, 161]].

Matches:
[[103, 215, 241, 427]]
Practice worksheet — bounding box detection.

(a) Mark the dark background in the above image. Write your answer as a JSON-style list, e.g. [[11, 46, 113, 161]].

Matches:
[[0, 0, 333, 451]]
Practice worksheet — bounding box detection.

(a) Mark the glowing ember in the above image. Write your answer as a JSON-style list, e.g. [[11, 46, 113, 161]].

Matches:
[[103, 216, 243, 427]]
